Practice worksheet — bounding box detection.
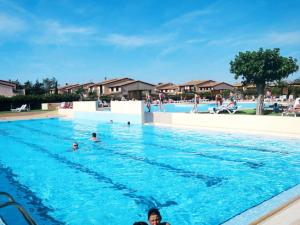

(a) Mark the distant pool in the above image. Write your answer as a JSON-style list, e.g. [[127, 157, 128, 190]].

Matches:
[[145, 102, 257, 112], [0, 118, 299, 224]]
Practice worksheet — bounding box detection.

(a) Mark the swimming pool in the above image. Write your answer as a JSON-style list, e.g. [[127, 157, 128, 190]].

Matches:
[[0, 118, 299, 225], [146, 102, 258, 113]]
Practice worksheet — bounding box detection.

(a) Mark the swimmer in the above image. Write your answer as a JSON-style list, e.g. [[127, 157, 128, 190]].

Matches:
[[91, 132, 100, 142], [148, 208, 170, 225], [72, 142, 78, 151], [127, 121, 131, 126]]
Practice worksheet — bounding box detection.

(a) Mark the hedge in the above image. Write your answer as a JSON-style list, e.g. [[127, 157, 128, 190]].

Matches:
[[0, 94, 80, 111]]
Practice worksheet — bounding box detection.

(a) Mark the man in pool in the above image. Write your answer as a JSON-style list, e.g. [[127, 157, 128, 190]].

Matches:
[[91, 132, 100, 142], [133, 208, 170, 225], [72, 142, 78, 151], [147, 208, 170, 225]]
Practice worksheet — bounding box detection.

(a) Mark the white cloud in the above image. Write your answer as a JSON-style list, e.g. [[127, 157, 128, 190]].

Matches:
[[104, 34, 167, 48], [164, 9, 214, 27], [43, 20, 94, 36], [205, 31, 300, 48], [159, 46, 181, 56], [185, 38, 207, 44], [33, 20, 95, 44], [265, 31, 300, 45], [0, 13, 26, 34]]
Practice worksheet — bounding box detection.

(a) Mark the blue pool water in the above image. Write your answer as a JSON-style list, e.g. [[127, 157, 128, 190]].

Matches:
[[0, 118, 300, 225], [146, 102, 257, 112]]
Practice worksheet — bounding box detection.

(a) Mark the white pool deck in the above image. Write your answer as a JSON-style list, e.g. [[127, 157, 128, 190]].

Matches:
[[253, 196, 300, 225], [1, 102, 300, 225]]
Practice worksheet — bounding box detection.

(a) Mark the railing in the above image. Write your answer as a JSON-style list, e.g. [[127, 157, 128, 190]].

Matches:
[[0, 192, 38, 225]]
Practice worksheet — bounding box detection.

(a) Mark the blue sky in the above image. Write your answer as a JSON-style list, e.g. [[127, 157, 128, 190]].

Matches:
[[0, 0, 300, 86]]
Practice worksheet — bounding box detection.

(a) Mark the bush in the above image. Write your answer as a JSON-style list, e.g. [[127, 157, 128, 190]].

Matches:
[[289, 86, 300, 97], [242, 89, 257, 98], [199, 91, 213, 100], [221, 90, 231, 99], [0, 94, 80, 111]]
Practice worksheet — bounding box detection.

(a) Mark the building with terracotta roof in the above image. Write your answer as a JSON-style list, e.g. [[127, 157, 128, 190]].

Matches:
[[155, 82, 179, 94], [0, 80, 17, 97], [89, 78, 133, 97], [108, 80, 155, 100], [197, 81, 234, 93], [57, 84, 81, 94], [178, 80, 215, 93]]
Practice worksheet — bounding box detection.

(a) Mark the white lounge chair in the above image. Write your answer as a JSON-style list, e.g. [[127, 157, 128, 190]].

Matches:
[[209, 105, 241, 114], [11, 104, 29, 112]]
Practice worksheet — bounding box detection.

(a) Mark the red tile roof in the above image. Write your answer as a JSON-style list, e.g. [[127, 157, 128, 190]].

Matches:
[[0, 80, 16, 88], [179, 80, 214, 86]]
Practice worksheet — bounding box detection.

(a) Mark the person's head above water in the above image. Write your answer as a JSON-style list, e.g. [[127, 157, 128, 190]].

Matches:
[[72, 142, 78, 150], [91, 132, 100, 142], [148, 208, 162, 225]]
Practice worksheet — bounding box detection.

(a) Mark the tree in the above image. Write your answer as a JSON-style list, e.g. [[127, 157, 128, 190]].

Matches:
[[75, 86, 85, 100], [230, 48, 299, 115], [293, 77, 300, 84], [42, 77, 58, 94], [9, 79, 23, 90], [24, 80, 33, 95], [32, 79, 45, 95]]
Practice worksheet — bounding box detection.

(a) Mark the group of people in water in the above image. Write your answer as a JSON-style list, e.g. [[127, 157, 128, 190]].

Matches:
[[72, 121, 131, 151], [72, 132, 100, 151], [133, 208, 170, 225]]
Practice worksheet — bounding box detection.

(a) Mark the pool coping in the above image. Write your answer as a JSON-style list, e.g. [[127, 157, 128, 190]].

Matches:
[[147, 122, 300, 139], [222, 184, 300, 225], [250, 194, 300, 225]]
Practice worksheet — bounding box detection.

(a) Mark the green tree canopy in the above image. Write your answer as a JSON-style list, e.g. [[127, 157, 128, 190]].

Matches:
[[230, 48, 299, 115]]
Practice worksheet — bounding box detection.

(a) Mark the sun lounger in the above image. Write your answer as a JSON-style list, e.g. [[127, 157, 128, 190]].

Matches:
[[209, 105, 241, 114], [11, 104, 29, 112]]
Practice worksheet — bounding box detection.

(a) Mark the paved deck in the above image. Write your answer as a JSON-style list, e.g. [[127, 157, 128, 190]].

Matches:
[[0, 110, 62, 121], [252, 196, 300, 225]]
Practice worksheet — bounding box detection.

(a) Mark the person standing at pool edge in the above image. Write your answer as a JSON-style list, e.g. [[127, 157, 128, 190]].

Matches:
[[146, 94, 151, 112]]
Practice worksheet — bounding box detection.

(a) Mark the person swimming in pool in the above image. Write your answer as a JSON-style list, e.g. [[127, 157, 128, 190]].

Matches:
[[90, 132, 100, 142], [147, 208, 170, 225], [133, 208, 170, 225], [72, 142, 79, 151]]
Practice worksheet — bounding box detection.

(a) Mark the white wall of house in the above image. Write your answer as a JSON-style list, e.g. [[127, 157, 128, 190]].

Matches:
[[0, 84, 14, 97]]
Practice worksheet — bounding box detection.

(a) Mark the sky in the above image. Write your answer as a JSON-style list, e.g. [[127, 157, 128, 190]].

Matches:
[[0, 0, 300, 86]]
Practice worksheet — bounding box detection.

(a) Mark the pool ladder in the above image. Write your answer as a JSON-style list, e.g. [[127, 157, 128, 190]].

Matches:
[[0, 192, 38, 225]]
